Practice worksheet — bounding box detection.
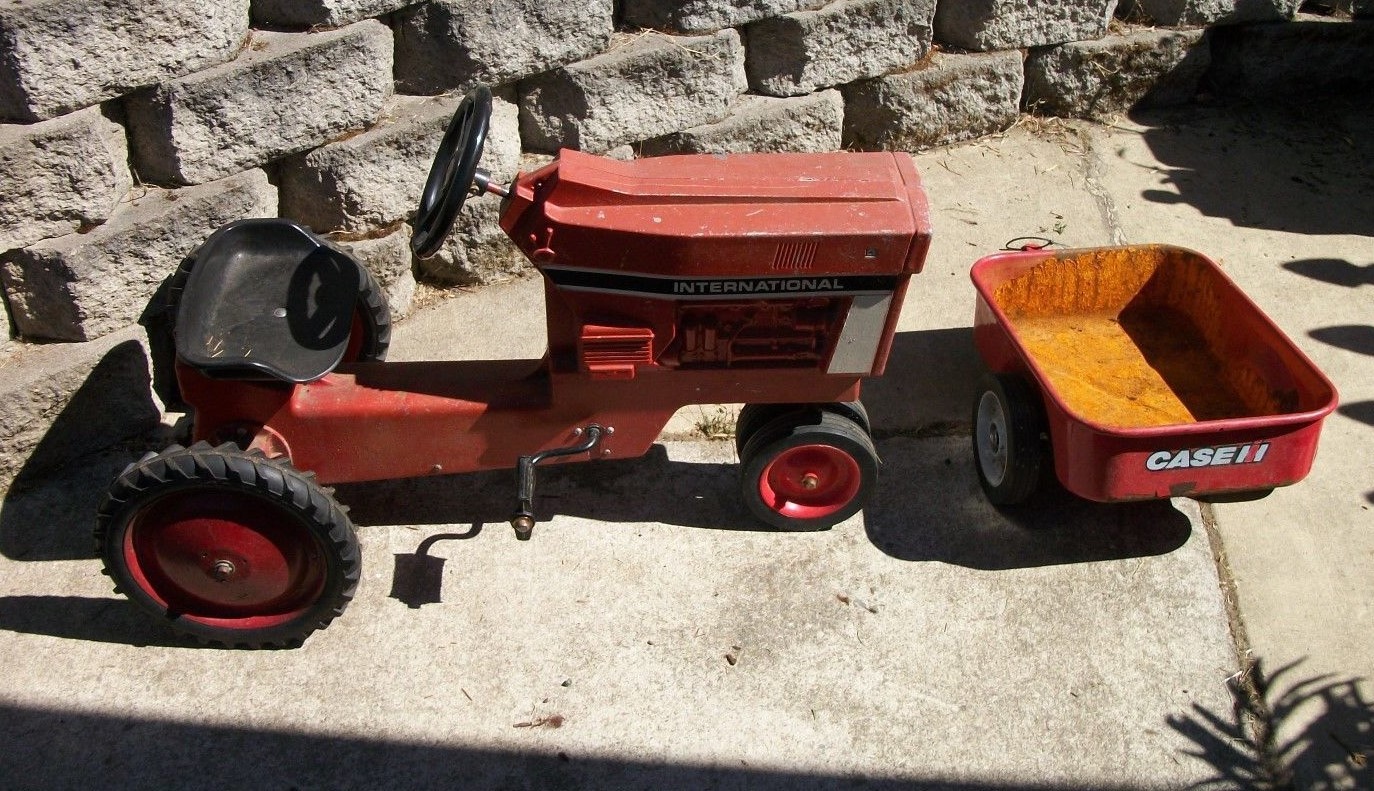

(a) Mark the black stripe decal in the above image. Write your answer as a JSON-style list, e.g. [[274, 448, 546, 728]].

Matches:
[[543, 267, 898, 300]]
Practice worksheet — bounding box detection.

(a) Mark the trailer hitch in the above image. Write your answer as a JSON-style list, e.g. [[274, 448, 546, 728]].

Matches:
[[509, 425, 604, 540]]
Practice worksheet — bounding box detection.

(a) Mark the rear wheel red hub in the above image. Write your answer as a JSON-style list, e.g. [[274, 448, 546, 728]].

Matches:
[[124, 489, 326, 629]]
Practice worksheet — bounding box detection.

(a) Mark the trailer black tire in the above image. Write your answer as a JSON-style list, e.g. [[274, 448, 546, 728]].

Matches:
[[95, 442, 361, 649], [971, 373, 1047, 506], [739, 410, 879, 531]]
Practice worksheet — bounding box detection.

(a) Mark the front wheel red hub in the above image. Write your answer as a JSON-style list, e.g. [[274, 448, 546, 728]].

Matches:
[[758, 444, 863, 520], [124, 489, 326, 629]]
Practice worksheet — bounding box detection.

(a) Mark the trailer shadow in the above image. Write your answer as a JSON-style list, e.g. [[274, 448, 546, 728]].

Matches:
[[862, 437, 1194, 570]]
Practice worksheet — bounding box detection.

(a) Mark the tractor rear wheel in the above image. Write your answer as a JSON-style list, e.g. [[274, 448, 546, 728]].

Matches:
[[95, 442, 361, 648], [739, 410, 879, 531]]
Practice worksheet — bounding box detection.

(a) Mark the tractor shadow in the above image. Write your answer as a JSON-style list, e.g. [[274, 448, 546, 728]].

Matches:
[[0, 595, 200, 648], [347, 433, 1193, 577]]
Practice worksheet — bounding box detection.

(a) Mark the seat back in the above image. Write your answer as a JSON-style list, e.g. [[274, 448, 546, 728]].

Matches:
[[176, 219, 363, 383]]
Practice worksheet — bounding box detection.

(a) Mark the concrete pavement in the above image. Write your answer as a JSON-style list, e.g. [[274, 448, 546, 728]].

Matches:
[[1, 97, 1370, 789]]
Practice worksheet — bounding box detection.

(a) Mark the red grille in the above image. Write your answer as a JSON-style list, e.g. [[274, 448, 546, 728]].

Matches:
[[772, 241, 817, 270], [580, 325, 654, 379]]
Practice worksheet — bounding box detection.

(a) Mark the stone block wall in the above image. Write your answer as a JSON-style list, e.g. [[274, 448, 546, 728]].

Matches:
[[0, 0, 1371, 488]]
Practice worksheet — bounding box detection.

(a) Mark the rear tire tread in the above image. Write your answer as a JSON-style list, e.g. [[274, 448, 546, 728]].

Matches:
[[95, 442, 360, 649]]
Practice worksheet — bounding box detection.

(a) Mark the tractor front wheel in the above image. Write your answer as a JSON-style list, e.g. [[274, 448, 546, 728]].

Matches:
[[95, 442, 361, 648], [735, 400, 871, 457], [739, 410, 879, 531]]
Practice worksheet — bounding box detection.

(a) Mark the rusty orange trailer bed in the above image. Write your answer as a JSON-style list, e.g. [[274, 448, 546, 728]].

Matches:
[[969, 245, 1338, 504]]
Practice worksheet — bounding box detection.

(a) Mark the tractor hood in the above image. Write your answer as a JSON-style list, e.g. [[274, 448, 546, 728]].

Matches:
[[500, 149, 932, 279]]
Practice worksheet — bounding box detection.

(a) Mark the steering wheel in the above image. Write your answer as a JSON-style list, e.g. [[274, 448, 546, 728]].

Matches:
[[410, 85, 492, 258]]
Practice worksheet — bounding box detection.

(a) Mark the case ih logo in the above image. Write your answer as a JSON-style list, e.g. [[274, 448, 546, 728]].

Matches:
[[1146, 443, 1270, 471]]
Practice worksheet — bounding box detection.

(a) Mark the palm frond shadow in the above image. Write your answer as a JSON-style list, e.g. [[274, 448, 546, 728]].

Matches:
[[1168, 658, 1371, 790]]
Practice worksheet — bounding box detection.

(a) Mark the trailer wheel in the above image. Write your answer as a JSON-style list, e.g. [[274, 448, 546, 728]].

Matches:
[[95, 442, 361, 648], [740, 410, 879, 531], [972, 373, 1046, 506], [735, 401, 870, 457]]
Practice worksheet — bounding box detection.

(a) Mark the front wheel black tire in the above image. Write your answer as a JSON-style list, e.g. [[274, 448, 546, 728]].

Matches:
[[735, 400, 871, 457], [95, 442, 361, 648], [971, 373, 1047, 506], [739, 410, 879, 531]]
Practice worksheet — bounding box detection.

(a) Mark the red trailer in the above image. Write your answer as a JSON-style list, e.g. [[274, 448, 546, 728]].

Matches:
[[969, 244, 1338, 505]]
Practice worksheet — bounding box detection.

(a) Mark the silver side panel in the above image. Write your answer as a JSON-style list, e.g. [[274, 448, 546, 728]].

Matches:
[[827, 293, 893, 375]]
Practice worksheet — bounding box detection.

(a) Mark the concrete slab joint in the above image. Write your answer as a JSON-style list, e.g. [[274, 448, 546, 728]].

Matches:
[[0, 170, 278, 343], [0, 0, 250, 123], [744, 0, 937, 97], [280, 93, 521, 234], [518, 29, 747, 154], [935, 0, 1120, 51], [842, 51, 1025, 151], [394, 0, 614, 95], [125, 21, 394, 187], [0, 107, 133, 253], [1024, 29, 1211, 120]]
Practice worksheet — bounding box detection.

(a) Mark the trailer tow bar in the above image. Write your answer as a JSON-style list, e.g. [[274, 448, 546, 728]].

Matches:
[[509, 425, 605, 540]]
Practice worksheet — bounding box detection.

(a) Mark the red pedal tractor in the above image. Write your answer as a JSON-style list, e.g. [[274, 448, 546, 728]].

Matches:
[[96, 87, 933, 647]]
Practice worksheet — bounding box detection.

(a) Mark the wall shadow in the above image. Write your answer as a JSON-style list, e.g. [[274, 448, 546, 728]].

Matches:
[[1167, 658, 1372, 790], [0, 340, 158, 561], [0, 700, 1162, 791], [1132, 97, 1374, 238]]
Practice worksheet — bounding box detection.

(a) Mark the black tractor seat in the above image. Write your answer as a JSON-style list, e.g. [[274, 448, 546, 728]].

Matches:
[[175, 219, 375, 384]]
